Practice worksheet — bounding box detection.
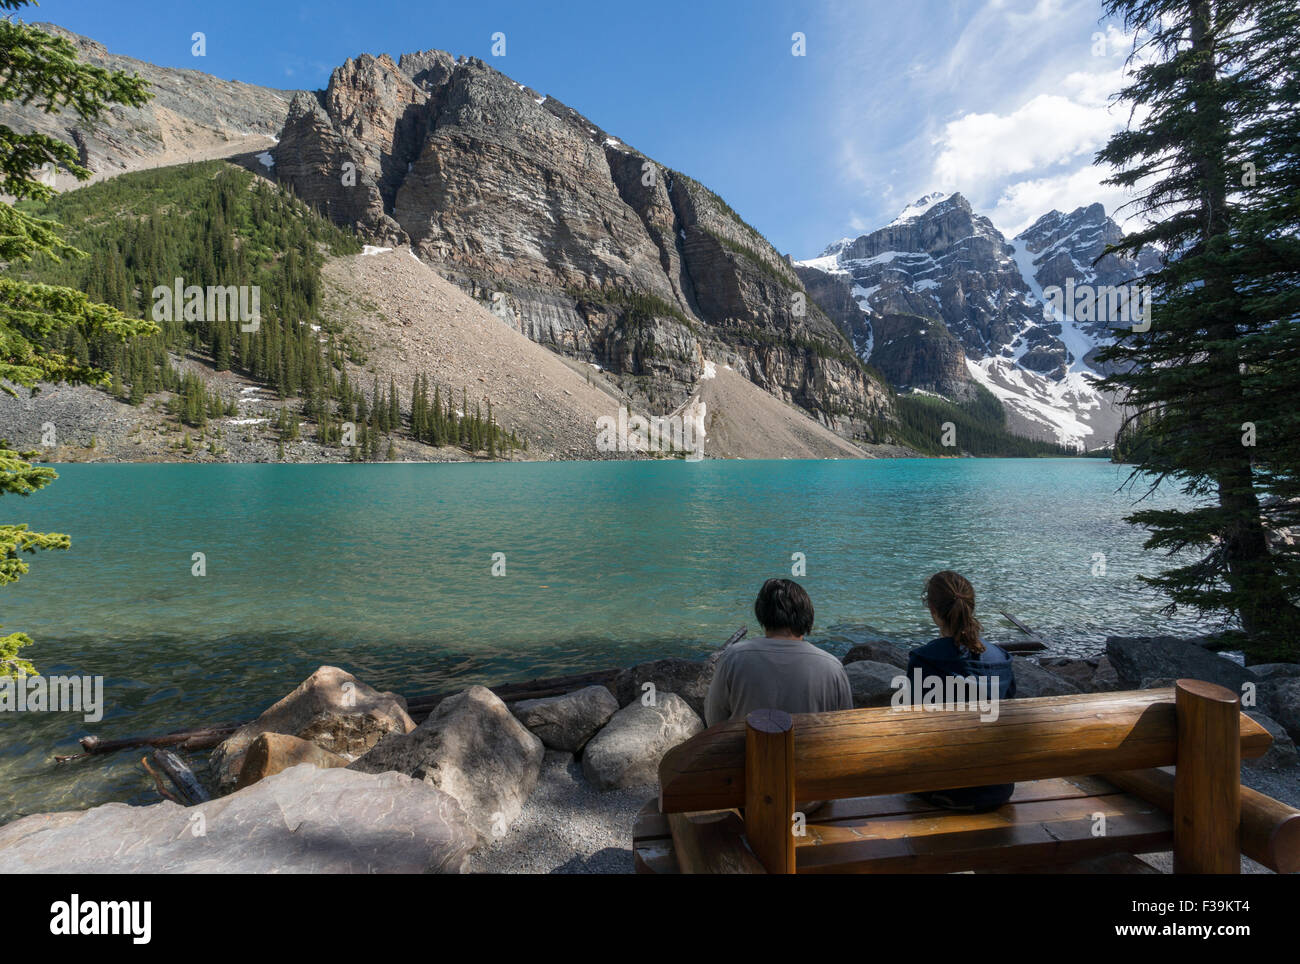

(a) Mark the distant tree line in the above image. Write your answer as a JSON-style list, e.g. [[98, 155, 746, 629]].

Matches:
[[895, 385, 1081, 457]]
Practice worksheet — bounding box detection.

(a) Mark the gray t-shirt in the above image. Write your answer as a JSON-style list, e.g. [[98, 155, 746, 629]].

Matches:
[[705, 636, 854, 726]]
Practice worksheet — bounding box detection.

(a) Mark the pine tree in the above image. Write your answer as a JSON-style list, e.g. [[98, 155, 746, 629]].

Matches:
[[1095, 0, 1300, 659], [0, 3, 154, 676]]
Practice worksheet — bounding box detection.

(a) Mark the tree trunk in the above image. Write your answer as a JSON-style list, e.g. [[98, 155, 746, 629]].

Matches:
[[1190, 1, 1300, 656]]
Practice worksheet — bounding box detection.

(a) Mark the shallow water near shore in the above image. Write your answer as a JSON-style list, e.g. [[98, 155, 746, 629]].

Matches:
[[1, 457, 1213, 822]]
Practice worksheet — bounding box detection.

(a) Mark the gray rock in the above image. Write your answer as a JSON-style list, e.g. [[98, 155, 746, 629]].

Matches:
[[511, 685, 619, 753], [581, 692, 703, 791], [1263, 678, 1300, 745], [1106, 636, 1257, 694], [349, 685, 544, 843], [843, 640, 910, 670], [611, 657, 715, 718], [1140, 677, 1179, 689], [1012, 658, 1083, 698], [844, 659, 905, 708], [0, 764, 474, 873], [1038, 657, 1097, 691], [1248, 663, 1300, 681], [1091, 654, 1120, 691], [210, 665, 415, 794], [1244, 712, 1299, 770]]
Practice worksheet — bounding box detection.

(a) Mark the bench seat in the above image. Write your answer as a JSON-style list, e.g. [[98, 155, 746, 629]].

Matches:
[[634, 775, 1173, 874]]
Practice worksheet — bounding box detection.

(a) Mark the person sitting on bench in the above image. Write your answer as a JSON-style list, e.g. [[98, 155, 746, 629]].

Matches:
[[907, 569, 1017, 811], [705, 578, 852, 727]]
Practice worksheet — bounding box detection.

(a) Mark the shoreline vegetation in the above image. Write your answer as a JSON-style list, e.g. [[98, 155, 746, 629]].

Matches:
[[3, 629, 1297, 873]]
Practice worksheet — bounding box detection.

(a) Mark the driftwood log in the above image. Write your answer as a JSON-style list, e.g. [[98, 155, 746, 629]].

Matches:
[[997, 610, 1049, 653], [150, 748, 210, 804], [52, 628, 750, 764]]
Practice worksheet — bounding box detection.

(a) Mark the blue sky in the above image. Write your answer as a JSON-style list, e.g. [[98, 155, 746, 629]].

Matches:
[[32, 0, 1140, 255]]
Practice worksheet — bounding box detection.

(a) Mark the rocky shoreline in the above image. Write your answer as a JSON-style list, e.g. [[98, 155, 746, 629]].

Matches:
[[1, 636, 1296, 873]]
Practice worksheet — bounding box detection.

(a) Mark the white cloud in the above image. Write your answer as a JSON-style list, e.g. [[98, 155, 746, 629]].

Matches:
[[812, 1, 1148, 246], [924, 59, 1143, 234], [932, 90, 1116, 188], [989, 165, 1137, 237]]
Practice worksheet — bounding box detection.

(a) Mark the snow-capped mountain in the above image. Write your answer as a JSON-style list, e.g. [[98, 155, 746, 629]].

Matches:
[[795, 193, 1160, 449]]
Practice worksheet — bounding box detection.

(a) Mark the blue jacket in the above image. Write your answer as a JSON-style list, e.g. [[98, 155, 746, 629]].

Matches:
[[905, 636, 1016, 810]]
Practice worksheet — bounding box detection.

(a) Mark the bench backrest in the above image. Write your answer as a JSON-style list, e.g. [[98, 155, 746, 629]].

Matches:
[[658, 680, 1272, 873]]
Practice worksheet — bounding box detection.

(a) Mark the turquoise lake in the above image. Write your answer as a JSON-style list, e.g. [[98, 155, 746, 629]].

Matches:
[[0, 458, 1212, 821]]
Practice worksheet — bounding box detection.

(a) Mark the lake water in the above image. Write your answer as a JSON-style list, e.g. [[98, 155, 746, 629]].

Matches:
[[0, 458, 1211, 822]]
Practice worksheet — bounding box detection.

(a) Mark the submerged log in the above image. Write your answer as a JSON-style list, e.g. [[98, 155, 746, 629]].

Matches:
[[151, 748, 210, 804], [140, 755, 181, 804], [1000, 640, 1049, 654], [68, 723, 242, 759], [997, 610, 1049, 653]]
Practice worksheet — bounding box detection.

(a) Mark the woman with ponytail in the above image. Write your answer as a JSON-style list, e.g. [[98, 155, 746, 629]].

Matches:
[[905, 570, 1017, 811]]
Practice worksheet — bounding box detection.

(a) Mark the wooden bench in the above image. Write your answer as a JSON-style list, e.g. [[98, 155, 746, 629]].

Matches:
[[635, 680, 1300, 874]]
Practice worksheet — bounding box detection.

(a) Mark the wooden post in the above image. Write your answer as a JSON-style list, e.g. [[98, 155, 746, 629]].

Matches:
[[745, 709, 795, 874], [1173, 679, 1241, 873], [1103, 766, 1300, 874]]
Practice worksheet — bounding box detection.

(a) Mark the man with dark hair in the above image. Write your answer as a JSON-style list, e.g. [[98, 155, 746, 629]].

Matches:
[[705, 578, 852, 727]]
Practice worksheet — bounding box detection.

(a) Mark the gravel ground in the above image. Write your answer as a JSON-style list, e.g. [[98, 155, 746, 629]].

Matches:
[[469, 755, 1299, 875], [1133, 762, 1300, 874], [469, 750, 651, 874]]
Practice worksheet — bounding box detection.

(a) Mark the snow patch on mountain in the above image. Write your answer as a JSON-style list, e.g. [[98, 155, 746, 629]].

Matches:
[[889, 192, 950, 226], [799, 251, 849, 276], [1008, 236, 1098, 372], [965, 357, 1114, 448]]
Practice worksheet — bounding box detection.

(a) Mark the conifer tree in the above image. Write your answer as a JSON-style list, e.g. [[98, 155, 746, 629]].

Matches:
[[0, 3, 155, 676], [1095, 0, 1300, 658]]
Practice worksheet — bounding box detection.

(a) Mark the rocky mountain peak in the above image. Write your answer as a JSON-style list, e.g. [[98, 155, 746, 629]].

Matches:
[[270, 42, 895, 441], [889, 191, 955, 225], [1016, 203, 1121, 261], [797, 193, 1162, 449]]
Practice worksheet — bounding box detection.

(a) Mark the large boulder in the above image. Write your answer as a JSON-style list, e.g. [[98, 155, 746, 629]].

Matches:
[[511, 685, 619, 753], [0, 764, 474, 873], [210, 665, 414, 794], [610, 657, 714, 718], [235, 732, 349, 790], [1263, 678, 1300, 745], [1249, 663, 1300, 681], [1011, 658, 1083, 698], [1244, 712, 1299, 770], [1105, 636, 1256, 694], [842, 640, 910, 670], [582, 692, 703, 791], [845, 660, 904, 708], [348, 685, 544, 843]]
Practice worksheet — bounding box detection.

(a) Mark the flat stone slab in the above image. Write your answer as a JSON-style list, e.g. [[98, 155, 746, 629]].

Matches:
[[0, 764, 475, 874]]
